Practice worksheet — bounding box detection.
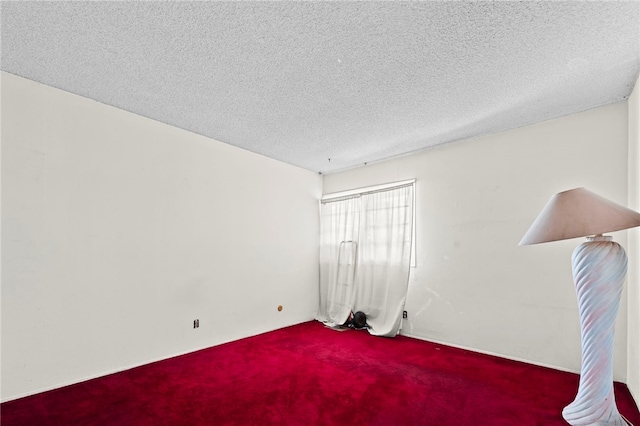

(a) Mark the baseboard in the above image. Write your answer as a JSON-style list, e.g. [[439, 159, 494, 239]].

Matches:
[[1, 319, 312, 403], [1, 340, 221, 404], [399, 331, 580, 375]]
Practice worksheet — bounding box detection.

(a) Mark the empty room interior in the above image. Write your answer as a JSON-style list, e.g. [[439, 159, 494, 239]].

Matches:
[[2, 2, 640, 425]]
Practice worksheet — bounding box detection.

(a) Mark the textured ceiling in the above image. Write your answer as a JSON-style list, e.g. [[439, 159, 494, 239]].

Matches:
[[2, 2, 639, 174]]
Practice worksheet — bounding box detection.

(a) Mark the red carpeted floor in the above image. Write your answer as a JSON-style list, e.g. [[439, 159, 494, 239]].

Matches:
[[2, 320, 639, 425]]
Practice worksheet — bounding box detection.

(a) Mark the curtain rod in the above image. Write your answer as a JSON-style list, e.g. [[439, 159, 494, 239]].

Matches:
[[321, 179, 415, 203]]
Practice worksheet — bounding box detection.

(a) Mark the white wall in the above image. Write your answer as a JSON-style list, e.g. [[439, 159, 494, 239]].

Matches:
[[323, 102, 630, 380], [1, 72, 322, 401], [628, 74, 640, 402]]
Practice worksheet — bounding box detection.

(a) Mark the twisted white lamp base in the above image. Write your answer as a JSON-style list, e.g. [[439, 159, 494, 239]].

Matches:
[[562, 236, 629, 426]]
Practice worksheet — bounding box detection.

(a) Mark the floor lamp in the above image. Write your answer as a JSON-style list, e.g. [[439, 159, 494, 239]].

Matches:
[[519, 188, 640, 426]]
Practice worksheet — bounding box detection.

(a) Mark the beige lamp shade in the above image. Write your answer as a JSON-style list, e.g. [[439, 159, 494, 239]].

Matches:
[[519, 187, 640, 245]]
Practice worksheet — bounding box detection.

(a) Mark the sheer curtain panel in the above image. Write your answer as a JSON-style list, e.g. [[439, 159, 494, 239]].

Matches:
[[356, 185, 414, 336], [318, 183, 414, 337], [318, 196, 360, 326]]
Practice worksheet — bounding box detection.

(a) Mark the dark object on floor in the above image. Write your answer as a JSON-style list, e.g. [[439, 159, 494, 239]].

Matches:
[[352, 311, 367, 329]]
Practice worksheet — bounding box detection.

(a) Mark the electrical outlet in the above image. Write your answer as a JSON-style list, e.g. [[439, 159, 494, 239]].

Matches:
[[193, 319, 200, 329], [403, 311, 408, 319]]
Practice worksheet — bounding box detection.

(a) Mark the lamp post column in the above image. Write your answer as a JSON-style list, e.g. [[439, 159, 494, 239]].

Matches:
[[562, 236, 628, 426]]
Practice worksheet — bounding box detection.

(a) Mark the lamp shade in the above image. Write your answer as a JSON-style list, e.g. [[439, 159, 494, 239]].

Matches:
[[519, 187, 640, 245]]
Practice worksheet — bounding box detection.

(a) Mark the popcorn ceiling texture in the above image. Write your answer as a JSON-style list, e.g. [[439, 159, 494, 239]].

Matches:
[[1, 2, 639, 174]]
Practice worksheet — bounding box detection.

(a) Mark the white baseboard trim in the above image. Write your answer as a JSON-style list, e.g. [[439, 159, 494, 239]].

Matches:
[[399, 331, 580, 375], [2, 320, 311, 403]]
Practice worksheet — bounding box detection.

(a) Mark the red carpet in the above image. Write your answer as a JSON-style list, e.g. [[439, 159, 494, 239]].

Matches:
[[2, 321, 639, 425]]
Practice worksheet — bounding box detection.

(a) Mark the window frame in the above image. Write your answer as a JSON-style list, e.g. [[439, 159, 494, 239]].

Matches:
[[321, 179, 417, 268]]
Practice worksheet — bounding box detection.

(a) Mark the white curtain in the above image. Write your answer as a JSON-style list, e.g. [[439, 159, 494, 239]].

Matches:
[[317, 184, 414, 337], [317, 195, 360, 326]]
